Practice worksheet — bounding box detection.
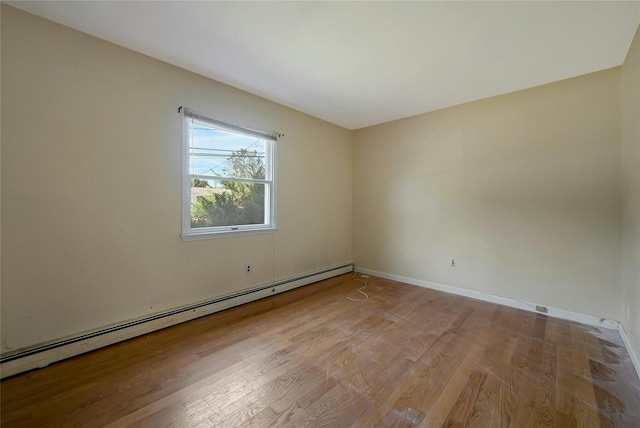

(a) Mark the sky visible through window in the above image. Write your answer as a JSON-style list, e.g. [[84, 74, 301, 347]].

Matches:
[[190, 124, 266, 183]]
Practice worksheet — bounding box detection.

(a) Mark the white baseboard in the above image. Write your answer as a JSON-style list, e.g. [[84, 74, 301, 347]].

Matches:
[[619, 323, 640, 382], [355, 267, 620, 330], [0, 263, 353, 379]]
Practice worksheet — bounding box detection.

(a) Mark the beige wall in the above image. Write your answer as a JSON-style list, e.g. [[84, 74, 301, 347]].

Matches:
[[354, 69, 622, 320], [0, 6, 352, 352], [621, 24, 640, 358]]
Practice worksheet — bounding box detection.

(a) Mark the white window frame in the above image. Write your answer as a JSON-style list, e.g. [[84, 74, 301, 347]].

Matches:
[[181, 108, 277, 240]]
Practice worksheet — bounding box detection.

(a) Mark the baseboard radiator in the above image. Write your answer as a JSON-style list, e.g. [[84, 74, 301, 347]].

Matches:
[[0, 263, 353, 379]]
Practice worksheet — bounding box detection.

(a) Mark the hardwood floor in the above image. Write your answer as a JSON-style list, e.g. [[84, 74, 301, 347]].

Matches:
[[2, 273, 639, 427]]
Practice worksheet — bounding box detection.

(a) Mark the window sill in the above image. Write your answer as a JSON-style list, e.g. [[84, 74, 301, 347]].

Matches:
[[181, 227, 277, 241]]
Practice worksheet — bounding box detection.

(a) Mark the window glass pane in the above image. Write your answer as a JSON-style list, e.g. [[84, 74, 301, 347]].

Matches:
[[190, 179, 266, 228], [190, 120, 266, 180], [182, 110, 276, 239]]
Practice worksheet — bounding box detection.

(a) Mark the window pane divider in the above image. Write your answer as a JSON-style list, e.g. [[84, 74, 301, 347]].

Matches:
[[190, 174, 270, 185]]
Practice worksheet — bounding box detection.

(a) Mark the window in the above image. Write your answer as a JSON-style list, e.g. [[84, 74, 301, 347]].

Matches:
[[181, 108, 277, 240]]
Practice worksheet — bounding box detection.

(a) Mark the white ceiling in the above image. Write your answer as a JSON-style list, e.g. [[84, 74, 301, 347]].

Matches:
[[7, 1, 640, 130]]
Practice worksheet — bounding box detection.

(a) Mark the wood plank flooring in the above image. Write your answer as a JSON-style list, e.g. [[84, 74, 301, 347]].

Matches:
[[2, 273, 639, 427]]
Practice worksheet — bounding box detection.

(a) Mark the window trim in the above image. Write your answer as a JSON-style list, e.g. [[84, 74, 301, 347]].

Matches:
[[181, 108, 277, 240]]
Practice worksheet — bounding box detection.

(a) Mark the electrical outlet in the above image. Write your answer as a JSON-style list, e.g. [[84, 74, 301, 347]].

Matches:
[[245, 264, 252, 274], [536, 305, 548, 314]]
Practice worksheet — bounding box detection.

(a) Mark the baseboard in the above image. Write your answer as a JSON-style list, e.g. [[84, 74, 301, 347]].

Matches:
[[355, 267, 620, 330], [0, 263, 353, 379], [619, 323, 640, 382]]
